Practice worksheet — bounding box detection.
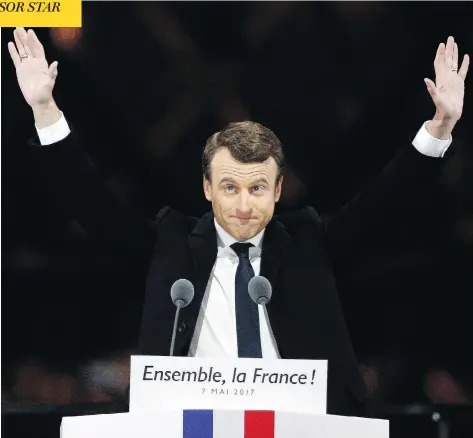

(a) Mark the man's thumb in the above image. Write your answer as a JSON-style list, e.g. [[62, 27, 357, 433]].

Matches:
[[49, 61, 58, 80], [424, 78, 436, 97]]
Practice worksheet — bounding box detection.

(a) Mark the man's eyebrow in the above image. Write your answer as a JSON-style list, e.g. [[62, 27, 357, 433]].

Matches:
[[218, 176, 270, 185], [219, 177, 238, 184], [252, 178, 269, 185]]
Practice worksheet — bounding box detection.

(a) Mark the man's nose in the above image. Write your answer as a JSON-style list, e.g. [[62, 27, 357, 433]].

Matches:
[[236, 192, 251, 213]]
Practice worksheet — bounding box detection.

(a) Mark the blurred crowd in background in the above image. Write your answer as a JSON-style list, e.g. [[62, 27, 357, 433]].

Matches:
[[2, 1, 472, 418]]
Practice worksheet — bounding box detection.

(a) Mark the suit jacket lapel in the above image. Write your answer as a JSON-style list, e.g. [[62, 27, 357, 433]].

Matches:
[[184, 211, 218, 343], [260, 216, 292, 355], [260, 216, 292, 290]]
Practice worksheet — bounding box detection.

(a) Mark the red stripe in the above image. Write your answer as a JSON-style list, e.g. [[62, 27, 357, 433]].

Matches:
[[244, 411, 275, 438]]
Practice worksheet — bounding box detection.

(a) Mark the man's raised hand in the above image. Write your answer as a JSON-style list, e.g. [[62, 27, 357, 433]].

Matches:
[[8, 27, 61, 127], [425, 36, 469, 125]]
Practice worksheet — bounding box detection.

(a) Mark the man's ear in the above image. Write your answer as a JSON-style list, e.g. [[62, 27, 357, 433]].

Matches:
[[203, 176, 212, 201], [275, 175, 283, 202]]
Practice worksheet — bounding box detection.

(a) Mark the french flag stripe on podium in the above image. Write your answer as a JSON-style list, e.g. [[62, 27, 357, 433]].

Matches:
[[183, 410, 275, 438]]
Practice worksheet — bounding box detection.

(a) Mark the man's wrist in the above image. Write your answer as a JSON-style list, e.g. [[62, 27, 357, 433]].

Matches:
[[426, 115, 456, 140], [32, 100, 61, 129], [412, 121, 452, 158]]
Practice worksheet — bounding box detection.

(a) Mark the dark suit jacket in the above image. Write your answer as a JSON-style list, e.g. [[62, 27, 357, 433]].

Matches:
[[29, 128, 448, 416]]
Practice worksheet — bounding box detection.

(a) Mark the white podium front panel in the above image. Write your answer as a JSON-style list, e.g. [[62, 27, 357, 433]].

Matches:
[[61, 410, 389, 438], [276, 412, 389, 438], [130, 356, 328, 415]]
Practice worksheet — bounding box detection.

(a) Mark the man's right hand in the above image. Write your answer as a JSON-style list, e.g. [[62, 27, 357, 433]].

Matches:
[[8, 27, 61, 128]]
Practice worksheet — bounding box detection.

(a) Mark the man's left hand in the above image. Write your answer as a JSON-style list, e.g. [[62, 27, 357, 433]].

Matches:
[[425, 36, 469, 139]]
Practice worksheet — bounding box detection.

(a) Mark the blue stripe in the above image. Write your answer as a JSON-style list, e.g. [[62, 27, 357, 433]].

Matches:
[[183, 410, 213, 438]]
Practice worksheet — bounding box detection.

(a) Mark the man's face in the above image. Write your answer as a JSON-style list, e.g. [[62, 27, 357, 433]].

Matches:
[[203, 148, 282, 241]]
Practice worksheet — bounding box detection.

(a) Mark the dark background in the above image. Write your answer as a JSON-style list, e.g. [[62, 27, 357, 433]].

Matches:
[[2, 2, 473, 437]]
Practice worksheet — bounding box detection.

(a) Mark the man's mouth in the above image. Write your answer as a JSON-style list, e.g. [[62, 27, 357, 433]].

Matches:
[[234, 216, 253, 222]]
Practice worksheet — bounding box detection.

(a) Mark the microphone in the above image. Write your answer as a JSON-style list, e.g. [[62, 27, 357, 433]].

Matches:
[[169, 279, 194, 356], [248, 276, 272, 306]]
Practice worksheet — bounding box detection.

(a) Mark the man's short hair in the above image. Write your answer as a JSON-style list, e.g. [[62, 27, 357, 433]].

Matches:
[[202, 121, 285, 183]]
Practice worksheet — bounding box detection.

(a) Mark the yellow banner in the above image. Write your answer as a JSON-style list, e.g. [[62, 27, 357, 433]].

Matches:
[[0, 1, 81, 27]]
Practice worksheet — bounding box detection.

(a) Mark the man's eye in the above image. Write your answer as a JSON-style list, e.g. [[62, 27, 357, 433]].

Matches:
[[224, 185, 235, 192], [253, 185, 265, 192]]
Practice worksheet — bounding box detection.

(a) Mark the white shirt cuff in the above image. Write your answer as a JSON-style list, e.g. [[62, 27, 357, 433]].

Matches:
[[412, 121, 452, 158], [35, 112, 71, 145]]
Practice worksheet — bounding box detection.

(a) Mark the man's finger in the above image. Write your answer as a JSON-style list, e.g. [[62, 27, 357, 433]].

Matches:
[[453, 43, 459, 70], [434, 43, 445, 71], [14, 27, 33, 58], [444, 36, 454, 68], [458, 54, 470, 81], [424, 78, 437, 97], [13, 29, 26, 57], [27, 28, 45, 59], [8, 41, 21, 68], [48, 61, 58, 80]]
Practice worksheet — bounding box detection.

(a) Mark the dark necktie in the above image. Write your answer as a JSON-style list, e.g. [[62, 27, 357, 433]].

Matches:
[[231, 242, 262, 358]]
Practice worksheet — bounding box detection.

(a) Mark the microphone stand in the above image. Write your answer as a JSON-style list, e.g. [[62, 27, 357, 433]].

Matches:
[[257, 296, 281, 358], [170, 299, 185, 356]]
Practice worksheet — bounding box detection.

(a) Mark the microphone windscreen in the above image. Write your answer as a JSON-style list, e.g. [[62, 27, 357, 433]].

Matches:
[[248, 276, 272, 305], [170, 279, 194, 307]]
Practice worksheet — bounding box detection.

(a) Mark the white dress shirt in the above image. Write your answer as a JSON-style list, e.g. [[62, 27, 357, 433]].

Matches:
[[188, 220, 280, 358], [35, 113, 452, 358]]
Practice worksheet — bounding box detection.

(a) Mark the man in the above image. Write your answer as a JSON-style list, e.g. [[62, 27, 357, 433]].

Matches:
[[8, 27, 469, 415]]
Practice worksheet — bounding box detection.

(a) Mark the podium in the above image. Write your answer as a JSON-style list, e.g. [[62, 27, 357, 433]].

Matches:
[[60, 356, 389, 437], [60, 409, 389, 438]]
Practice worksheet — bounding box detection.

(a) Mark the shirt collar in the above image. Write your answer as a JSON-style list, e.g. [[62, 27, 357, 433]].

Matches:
[[214, 218, 265, 249]]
